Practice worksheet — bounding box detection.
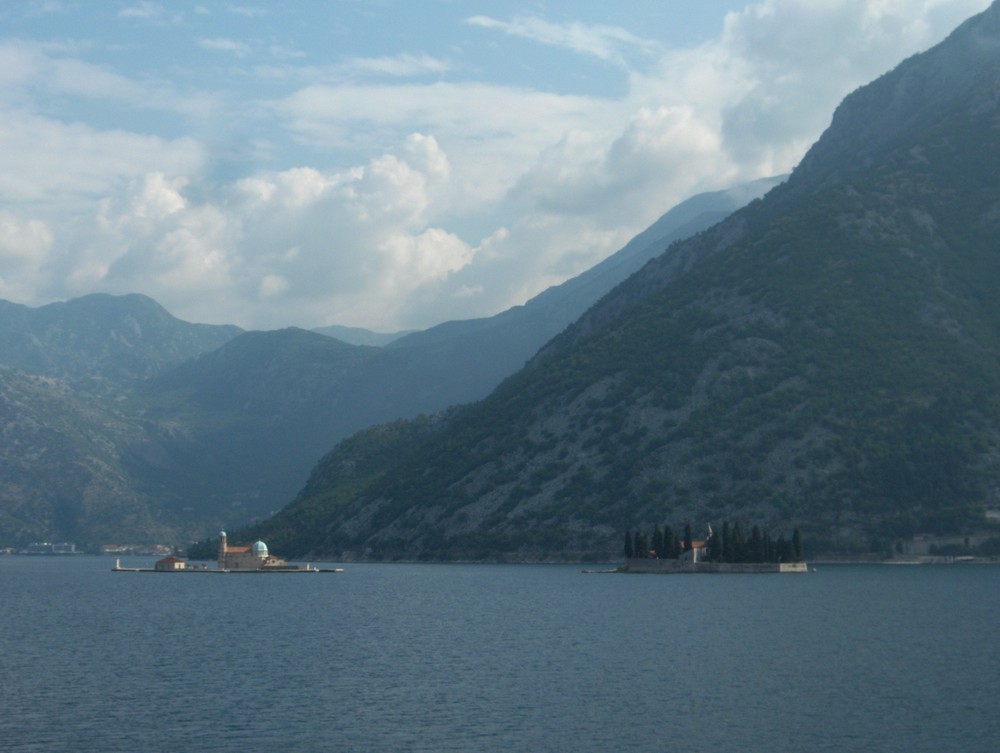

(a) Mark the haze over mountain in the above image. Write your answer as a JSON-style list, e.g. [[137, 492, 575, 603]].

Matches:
[[237, 2, 1000, 562], [0, 180, 772, 547]]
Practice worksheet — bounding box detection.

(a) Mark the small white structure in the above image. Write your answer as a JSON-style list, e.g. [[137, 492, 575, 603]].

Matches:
[[154, 555, 186, 571]]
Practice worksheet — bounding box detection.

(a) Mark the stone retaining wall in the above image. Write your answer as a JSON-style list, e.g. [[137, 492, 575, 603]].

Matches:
[[623, 560, 808, 574]]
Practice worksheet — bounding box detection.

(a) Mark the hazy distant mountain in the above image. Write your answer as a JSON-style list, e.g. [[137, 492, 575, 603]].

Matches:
[[311, 323, 414, 347], [0, 168, 779, 547], [0, 294, 245, 545], [124, 328, 391, 527], [367, 176, 784, 413], [241, 2, 1000, 562], [0, 293, 241, 392], [129, 181, 777, 534]]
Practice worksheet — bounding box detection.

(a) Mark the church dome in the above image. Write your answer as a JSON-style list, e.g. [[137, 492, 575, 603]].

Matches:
[[251, 540, 269, 558]]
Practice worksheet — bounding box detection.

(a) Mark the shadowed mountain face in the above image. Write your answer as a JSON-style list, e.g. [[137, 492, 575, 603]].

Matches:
[[0, 293, 242, 391], [240, 3, 1000, 562], [0, 180, 774, 547]]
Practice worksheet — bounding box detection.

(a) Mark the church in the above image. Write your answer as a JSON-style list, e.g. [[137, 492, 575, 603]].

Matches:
[[216, 531, 290, 570]]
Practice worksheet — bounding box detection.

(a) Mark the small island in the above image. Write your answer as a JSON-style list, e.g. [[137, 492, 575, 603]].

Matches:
[[112, 531, 343, 573], [620, 522, 807, 574]]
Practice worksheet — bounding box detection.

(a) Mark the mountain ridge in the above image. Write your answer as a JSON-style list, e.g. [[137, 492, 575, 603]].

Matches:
[[236, 1, 1000, 562], [0, 179, 775, 547]]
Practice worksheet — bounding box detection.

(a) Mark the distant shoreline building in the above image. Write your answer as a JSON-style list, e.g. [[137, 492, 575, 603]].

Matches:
[[25, 542, 80, 555]]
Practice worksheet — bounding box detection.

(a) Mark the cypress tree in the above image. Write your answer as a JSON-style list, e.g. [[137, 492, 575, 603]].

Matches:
[[776, 534, 793, 562], [683, 522, 693, 553], [663, 525, 677, 559], [793, 527, 804, 561], [624, 530, 634, 559], [750, 525, 763, 563], [636, 531, 648, 558], [652, 524, 663, 559], [731, 522, 746, 563], [722, 521, 733, 563]]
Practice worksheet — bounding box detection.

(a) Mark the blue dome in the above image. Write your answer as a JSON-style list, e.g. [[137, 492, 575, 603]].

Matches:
[[251, 540, 269, 557]]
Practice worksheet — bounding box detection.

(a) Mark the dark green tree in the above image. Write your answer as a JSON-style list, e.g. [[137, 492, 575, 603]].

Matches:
[[775, 534, 793, 562], [731, 522, 746, 563], [683, 522, 693, 553], [763, 531, 774, 563], [722, 521, 733, 563], [792, 527, 804, 561], [750, 525, 763, 563], [636, 531, 649, 558], [663, 525, 679, 559], [624, 530, 634, 559]]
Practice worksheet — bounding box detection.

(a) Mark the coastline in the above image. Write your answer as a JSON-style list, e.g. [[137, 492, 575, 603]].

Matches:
[[620, 560, 808, 574]]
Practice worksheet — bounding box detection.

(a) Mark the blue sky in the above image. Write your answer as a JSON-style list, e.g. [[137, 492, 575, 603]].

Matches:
[[0, 0, 990, 331]]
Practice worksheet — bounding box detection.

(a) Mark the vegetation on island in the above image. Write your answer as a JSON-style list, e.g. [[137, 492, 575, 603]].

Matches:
[[625, 522, 804, 563]]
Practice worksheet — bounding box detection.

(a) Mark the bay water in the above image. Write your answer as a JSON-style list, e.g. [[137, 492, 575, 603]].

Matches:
[[1, 556, 997, 752]]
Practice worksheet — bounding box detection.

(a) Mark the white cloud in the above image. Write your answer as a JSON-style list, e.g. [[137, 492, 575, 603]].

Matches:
[[198, 37, 252, 57], [0, 212, 52, 263], [343, 53, 452, 77], [118, 2, 164, 21], [0, 0, 992, 330], [0, 112, 202, 202], [466, 14, 660, 67], [38, 133, 474, 329]]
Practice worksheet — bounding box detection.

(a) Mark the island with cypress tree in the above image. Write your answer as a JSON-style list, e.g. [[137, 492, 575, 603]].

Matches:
[[620, 521, 808, 573]]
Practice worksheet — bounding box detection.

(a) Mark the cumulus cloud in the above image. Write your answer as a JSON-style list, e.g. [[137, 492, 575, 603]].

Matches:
[[0, 0, 992, 330], [0, 112, 202, 203], [0, 212, 52, 263], [43, 134, 475, 329]]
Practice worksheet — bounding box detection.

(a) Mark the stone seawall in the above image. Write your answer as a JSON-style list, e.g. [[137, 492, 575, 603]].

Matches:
[[622, 560, 808, 574]]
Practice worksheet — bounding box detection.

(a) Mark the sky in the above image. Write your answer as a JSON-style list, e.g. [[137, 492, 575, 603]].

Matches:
[[0, 0, 991, 332]]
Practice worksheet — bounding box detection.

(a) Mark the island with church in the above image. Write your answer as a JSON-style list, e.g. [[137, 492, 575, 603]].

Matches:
[[619, 521, 808, 574], [112, 531, 344, 573]]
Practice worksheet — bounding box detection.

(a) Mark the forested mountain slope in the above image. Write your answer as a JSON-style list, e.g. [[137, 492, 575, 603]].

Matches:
[[241, 2, 1000, 562], [0, 180, 771, 548], [0, 293, 241, 391]]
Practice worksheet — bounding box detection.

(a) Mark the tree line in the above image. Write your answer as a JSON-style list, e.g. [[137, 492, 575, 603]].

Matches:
[[624, 521, 804, 563]]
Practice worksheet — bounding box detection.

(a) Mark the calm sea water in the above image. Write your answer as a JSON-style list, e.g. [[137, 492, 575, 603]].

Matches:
[[1, 556, 998, 753]]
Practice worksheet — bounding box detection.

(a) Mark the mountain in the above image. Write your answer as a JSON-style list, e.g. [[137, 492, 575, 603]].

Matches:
[[125, 328, 389, 527], [0, 293, 241, 392], [0, 294, 246, 545], [147, 179, 780, 528], [239, 2, 1000, 562], [0, 178, 771, 548], [0, 364, 165, 544], [311, 323, 413, 347], [374, 176, 784, 412]]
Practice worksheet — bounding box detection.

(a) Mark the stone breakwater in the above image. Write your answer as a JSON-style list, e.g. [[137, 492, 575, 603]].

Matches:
[[621, 560, 808, 574]]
